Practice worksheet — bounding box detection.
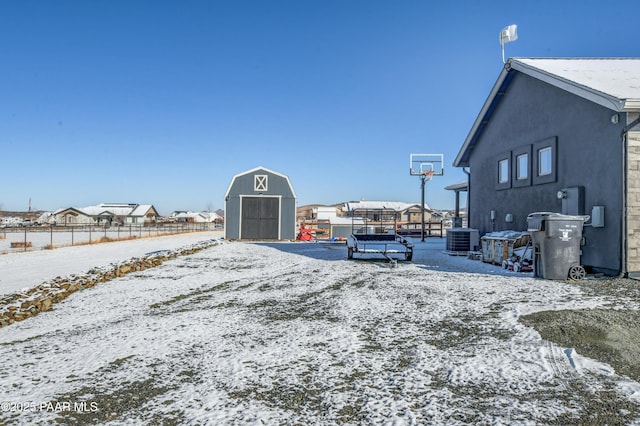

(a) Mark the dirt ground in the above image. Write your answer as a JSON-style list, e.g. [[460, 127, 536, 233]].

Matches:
[[520, 277, 640, 382]]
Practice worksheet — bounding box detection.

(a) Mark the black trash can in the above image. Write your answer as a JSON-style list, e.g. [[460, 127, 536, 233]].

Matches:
[[527, 212, 589, 280]]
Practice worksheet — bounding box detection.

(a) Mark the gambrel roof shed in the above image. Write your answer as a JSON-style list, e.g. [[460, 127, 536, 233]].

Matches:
[[224, 166, 297, 240], [455, 58, 640, 167]]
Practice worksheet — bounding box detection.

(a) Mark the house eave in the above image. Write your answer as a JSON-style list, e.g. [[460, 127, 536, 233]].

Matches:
[[509, 60, 627, 112], [454, 58, 640, 168]]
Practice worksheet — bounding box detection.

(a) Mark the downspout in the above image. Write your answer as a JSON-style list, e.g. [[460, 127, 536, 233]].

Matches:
[[621, 116, 640, 277], [463, 167, 471, 228], [622, 130, 628, 277]]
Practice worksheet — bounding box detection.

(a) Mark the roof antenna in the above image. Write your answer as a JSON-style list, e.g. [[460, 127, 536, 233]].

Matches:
[[500, 24, 518, 64]]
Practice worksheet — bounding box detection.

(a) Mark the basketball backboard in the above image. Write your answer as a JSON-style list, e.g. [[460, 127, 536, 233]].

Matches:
[[409, 153, 444, 176]]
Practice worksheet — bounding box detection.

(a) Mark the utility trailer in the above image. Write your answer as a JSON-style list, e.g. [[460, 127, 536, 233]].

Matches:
[[346, 209, 414, 264]]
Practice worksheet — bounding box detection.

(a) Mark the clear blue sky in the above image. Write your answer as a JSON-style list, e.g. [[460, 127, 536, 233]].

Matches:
[[2, 0, 639, 215]]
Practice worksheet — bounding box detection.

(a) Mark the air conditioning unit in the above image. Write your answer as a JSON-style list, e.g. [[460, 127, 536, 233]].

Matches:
[[445, 228, 480, 254]]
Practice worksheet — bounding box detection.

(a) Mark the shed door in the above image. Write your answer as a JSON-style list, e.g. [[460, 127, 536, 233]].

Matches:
[[241, 197, 279, 239]]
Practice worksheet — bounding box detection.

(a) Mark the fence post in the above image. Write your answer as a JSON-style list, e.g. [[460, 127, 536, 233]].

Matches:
[[24, 227, 27, 252]]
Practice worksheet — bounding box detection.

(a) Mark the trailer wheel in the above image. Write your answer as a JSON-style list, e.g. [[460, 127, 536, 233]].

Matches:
[[348, 247, 353, 259], [568, 265, 586, 280], [405, 252, 413, 261]]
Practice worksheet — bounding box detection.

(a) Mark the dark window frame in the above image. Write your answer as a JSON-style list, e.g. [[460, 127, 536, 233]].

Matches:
[[512, 145, 532, 188], [495, 151, 512, 190], [532, 137, 557, 185]]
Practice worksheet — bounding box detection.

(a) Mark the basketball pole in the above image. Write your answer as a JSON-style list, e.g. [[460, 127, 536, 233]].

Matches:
[[421, 174, 426, 242]]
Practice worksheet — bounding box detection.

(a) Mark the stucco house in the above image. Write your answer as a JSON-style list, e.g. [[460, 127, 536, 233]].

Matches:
[[453, 58, 640, 276]]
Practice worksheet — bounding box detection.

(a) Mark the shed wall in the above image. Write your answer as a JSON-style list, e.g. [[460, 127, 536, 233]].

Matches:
[[225, 169, 296, 240]]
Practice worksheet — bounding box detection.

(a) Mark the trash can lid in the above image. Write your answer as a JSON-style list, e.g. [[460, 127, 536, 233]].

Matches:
[[527, 211, 557, 219], [527, 212, 590, 222]]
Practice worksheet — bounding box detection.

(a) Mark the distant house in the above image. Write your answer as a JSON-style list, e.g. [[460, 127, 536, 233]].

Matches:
[[343, 200, 434, 223], [173, 211, 221, 224], [453, 58, 640, 276], [53, 203, 159, 226], [53, 207, 94, 226], [128, 204, 159, 225], [296, 204, 342, 223]]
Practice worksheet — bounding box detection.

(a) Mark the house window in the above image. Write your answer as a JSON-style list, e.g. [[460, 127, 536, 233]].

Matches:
[[498, 159, 509, 183], [516, 153, 528, 180], [532, 136, 557, 185], [496, 152, 512, 190], [538, 147, 552, 176], [255, 175, 268, 191]]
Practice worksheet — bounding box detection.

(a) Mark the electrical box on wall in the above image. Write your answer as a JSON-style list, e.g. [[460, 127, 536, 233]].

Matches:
[[559, 186, 585, 215], [591, 205, 605, 227]]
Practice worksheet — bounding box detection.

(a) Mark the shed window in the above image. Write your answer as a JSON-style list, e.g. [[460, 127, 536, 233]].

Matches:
[[538, 147, 552, 176], [516, 153, 528, 180], [254, 175, 268, 191], [498, 159, 509, 183]]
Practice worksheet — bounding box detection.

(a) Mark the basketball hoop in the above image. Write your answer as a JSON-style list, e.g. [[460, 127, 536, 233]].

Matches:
[[409, 153, 443, 242], [422, 170, 435, 181]]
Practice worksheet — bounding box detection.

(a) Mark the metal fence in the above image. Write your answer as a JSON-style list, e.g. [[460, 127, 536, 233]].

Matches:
[[0, 224, 221, 254]]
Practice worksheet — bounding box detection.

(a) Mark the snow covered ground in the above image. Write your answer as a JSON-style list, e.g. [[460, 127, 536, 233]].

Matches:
[[0, 231, 223, 295], [1, 234, 639, 424], [0, 226, 214, 255]]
